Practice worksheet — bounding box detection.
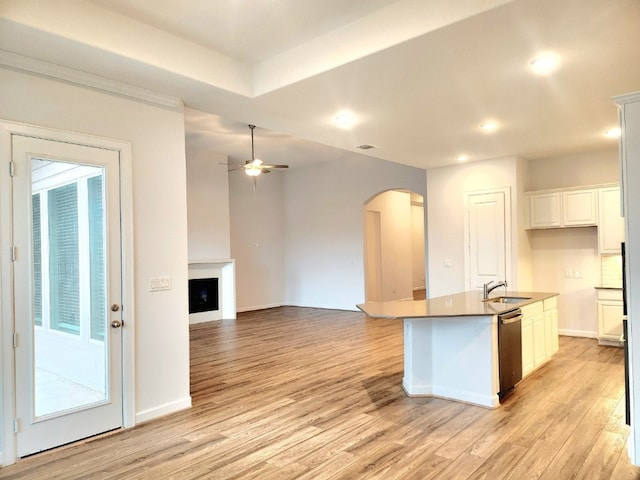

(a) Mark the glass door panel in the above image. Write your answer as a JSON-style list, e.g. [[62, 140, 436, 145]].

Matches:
[[31, 159, 108, 418]]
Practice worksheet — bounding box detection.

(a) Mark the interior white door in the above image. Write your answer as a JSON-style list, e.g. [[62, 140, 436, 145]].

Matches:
[[12, 135, 123, 457], [465, 190, 507, 290]]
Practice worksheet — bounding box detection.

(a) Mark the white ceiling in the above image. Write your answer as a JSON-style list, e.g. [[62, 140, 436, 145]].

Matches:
[[1, 0, 639, 170]]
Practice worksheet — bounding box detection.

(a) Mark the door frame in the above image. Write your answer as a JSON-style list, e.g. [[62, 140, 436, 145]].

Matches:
[[0, 120, 136, 466], [463, 186, 512, 291]]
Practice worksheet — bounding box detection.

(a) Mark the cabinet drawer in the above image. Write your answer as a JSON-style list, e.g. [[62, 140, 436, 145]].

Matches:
[[596, 288, 623, 302], [543, 296, 557, 311], [521, 301, 543, 317]]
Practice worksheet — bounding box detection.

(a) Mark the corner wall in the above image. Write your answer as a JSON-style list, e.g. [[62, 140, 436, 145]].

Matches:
[[0, 68, 191, 453], [283, 156, 426, 311], [230, 170, 285, 311], [527, 148, 619, 337], [186, 134, 231, 261], [426, 156, 528, 298]]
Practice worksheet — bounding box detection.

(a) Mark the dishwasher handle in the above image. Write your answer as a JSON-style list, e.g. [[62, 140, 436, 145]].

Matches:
[[499, 308, 522, 325], [501, 314, 522, 325]]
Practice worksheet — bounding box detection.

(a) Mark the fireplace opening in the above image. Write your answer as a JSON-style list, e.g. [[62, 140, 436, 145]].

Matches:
[[188, 278, 219, 314]]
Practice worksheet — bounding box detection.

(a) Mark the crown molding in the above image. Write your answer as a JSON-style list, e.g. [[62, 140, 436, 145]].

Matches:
[[613, 91, 640, 106], [0, 50, 182, 109]]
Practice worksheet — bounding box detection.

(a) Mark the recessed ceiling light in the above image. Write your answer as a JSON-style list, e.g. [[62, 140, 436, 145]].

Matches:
[[480, 121, 499, 132], [604, 127, 621, 138], [456, 154, 469, 162], [529, 53, 561, 75], [333, 110, 357, 129]]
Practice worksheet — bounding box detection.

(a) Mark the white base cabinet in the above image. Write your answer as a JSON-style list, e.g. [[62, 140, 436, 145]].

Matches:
[[521, 297, 559, 378], [596, 288, 624, 346]]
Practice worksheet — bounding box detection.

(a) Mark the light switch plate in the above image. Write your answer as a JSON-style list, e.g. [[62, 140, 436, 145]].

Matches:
[[149, 276, 171, 292]]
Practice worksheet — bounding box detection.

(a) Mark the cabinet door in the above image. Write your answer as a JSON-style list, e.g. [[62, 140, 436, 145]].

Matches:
[[598, 301, 624, 340], [598, 187, 625, 254], [544, 310, 554, 358], [563, 189, 597, 226], [522, 316, 535, 377], [529, 193, 561, 228], [550, 308, 559, 353], [533, 313, 546, 366]]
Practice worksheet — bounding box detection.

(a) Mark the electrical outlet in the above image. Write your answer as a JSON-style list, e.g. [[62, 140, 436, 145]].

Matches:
[[149, 276, 171, 292], [444, 259, 451, 268]]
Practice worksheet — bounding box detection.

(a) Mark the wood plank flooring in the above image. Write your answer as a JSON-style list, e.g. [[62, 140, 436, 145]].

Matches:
[[2, 306, 640, 479]]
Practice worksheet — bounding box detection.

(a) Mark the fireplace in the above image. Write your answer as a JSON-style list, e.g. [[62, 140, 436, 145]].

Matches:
[[188, 278, 219, 314], [188, 260, 236, 323]]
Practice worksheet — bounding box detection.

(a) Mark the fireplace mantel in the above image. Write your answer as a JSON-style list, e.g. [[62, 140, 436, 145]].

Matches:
[[188, 259, 236, 323]]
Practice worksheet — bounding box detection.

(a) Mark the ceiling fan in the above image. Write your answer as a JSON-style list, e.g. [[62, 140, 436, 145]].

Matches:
[[226, 124, 289, 179]]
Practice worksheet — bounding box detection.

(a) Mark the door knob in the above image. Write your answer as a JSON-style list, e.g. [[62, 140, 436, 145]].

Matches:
[[111, 320, 123, 329], [111, 304, 120, 312]]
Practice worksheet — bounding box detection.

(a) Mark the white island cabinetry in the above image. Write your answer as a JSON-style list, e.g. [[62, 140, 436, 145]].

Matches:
[[521, 296, 558, 378], [358, 290, 558, 409]]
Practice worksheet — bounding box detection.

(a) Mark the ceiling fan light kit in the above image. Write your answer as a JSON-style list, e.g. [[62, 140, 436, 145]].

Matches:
[[240, 124, 289, 178]]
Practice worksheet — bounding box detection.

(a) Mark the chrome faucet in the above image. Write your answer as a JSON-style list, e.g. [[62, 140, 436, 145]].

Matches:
[[483, 280, 508, 300]]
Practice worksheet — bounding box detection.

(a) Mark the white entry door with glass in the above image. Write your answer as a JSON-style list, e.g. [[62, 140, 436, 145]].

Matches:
[[12, 135, 123, 457]]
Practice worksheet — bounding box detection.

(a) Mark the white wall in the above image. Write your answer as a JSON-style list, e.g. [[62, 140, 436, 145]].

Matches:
[[527, 148, 619, 337], [426, 156, 528, 298], [0, 68, 191, 455], [186, 143, 231, 261], [284, 156, 427, 310], [230, 171, 285, 311]]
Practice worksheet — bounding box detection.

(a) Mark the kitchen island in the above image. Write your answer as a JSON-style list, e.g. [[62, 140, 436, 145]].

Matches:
[[357, 290, 558, 408]]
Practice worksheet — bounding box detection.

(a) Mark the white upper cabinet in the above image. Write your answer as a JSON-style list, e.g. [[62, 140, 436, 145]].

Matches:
[[528, 192, 562, 228], [527, 188, 597, 229], [563, 189, 597, 226], [598, 186, 625, 254]]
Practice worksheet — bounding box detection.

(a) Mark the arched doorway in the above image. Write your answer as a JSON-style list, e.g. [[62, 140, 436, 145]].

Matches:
[[363, 189, 425, 302]]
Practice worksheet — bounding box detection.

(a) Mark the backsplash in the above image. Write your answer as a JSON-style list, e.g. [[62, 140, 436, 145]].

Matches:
[[601, 255, 623, 288]]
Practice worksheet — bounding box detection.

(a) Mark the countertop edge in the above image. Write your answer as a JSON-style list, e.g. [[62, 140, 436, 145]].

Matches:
[[358, 291, 559, 319]]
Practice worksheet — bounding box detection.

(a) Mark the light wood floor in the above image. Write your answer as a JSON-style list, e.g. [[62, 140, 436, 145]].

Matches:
[[2, 306, 640, 479]]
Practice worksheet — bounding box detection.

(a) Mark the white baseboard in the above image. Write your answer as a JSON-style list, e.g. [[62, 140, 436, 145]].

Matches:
[[236, 303, 284, 313], [237, 303, 361, 313], [402, 379, 498, 408], [559, 329, 598, 338], [135, 396, 192, 424]]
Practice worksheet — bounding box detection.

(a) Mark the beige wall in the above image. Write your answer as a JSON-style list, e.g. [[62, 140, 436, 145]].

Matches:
[[426, 156, 529, 298], [527, 148, 620, 337], [526, 149, 619, 191], [365, 190, 414, 301]]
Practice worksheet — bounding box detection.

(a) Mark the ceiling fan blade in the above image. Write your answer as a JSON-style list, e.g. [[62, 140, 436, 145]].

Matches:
[[260, 164, 289, 169]]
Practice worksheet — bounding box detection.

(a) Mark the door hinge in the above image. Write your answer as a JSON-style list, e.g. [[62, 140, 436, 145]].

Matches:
[[9, 161, 15, 177], [13, 332, 18, 348], [13, 418, 19, 433], [11, 245, 17, 262]]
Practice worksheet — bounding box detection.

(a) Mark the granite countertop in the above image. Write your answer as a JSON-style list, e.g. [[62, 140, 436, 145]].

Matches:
[[357, 290, 558, 319]]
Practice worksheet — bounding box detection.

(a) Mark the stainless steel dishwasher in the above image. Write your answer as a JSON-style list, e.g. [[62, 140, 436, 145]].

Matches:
[[498, 308, 523, 399]]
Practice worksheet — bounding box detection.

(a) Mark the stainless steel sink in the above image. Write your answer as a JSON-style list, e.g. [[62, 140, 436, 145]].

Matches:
[[485, 296, 531, 304]]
